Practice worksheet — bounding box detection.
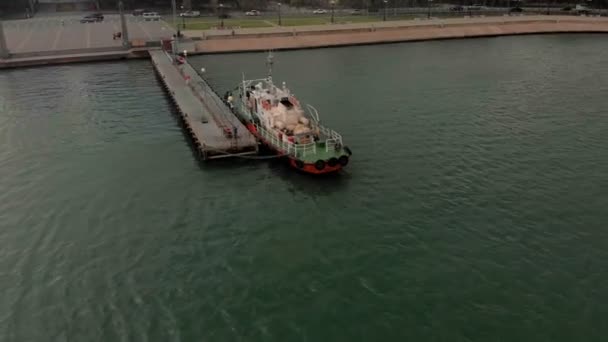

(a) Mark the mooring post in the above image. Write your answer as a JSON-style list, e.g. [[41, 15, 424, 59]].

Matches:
[[118, 1, 130, 49], [0, 19, 9, 59]]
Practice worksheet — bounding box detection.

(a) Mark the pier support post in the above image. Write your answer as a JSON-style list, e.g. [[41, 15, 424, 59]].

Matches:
[[118, 1, 130, 49], [0, 19, 9, 59]]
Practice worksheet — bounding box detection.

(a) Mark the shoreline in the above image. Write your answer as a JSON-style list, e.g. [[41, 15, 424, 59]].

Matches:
[[1, 16, 607, 69]]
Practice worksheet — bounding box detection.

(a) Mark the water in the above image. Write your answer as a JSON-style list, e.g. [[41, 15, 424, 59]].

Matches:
[[1, 34, 608, 341]]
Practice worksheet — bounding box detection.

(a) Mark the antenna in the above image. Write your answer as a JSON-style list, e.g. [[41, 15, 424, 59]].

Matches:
[[266, 50, 274, 80]]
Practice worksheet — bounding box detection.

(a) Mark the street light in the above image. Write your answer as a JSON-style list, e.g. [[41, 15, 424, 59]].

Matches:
[[383, 0, 388, 21], [181, 5, 186, 29], [277, 2, 282, 26], [427, 0, 433, 19], [331, 1, 335, 24], [220, 3, 225, 28]]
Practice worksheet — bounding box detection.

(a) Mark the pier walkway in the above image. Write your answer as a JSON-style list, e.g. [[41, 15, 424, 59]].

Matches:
[[149, 50, 257, 159]]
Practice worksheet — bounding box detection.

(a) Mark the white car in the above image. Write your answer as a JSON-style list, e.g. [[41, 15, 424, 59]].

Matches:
[[245, 10, 261, 16], [179, 10, 200, 17], [313, 9, 328, 14], [142, 12, 161, 21]]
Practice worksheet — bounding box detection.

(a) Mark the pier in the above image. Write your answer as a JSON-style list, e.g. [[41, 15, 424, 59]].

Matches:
[[150, 50, 257, 160]]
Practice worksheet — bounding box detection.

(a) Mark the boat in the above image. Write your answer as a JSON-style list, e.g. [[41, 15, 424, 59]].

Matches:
[[226, 52, 352, 175]]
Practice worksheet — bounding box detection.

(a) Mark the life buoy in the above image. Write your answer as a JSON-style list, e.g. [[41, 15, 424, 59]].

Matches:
[[338, 155, 349, 166], [315, 160, 326, 171], [328, 157, 338, 167], [295, 159, 304, 169]]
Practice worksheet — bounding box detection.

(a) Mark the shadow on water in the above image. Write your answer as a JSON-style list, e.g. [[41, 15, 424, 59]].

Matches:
[[197, 155, 351, 196], [265, 158, 352, 197]]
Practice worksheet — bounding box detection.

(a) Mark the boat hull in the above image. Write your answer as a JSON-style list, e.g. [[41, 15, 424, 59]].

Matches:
[[245, 123, 343, 175]]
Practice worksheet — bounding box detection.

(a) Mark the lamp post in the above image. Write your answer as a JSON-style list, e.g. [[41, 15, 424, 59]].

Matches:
[[383, 0, 388, 21], [331, 1, 335, 24], [171, 0, 177, 32], [277, 2, 282, 26], [427, 0, 433, 19], [181, 5, 186, 29], [219, 3, 224, 29], [171, 0, 178, 57], [0, 19, 9, 59], [118, 1, 130, 48]]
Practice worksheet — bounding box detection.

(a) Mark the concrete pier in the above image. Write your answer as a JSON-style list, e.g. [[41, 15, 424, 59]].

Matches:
[[149, 50, 257, 160]]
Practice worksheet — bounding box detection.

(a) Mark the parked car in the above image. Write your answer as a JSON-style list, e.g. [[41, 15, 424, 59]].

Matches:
[[575, 4, 590, 14], [245, 10, 261, 16], [350, 9, 363, 15], [509, 7, 524, 12], [142, 12, 161, 21], [132, 9, 147, 16], [179, 10, 200, 17], [450, 5, 464, 11], [561, 6, 572, 11], [80, 13, 103, 23], [313, 9, 328, 14], [218, 12, 231, 18]]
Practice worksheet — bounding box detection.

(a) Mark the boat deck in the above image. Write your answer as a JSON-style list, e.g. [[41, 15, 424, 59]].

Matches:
[[150, 50, 257, 159]]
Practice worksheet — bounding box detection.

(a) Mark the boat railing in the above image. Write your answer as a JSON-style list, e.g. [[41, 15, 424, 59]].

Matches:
[[306, 104, 321, 123], [314, 124, 343, 152], [254, 123, 317, 158]]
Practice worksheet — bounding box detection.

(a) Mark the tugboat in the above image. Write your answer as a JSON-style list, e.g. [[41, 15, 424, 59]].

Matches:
[[226, 52, 352, 175]]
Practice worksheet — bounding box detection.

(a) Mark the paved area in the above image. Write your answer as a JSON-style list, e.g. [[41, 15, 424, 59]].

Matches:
[[3, 14, 175, 54]]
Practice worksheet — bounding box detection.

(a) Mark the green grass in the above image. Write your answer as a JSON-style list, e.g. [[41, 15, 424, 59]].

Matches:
[[276, 17, 331, 26], [270, 16, 385, 26], [174, 14, 430, 30], [175, 18, 273, 30]]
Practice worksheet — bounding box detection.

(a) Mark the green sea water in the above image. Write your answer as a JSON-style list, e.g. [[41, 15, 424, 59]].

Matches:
[[1, 34, 607, 341]]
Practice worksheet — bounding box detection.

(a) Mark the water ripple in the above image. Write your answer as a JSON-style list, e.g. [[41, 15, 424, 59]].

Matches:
[[1, 35, 608, 341]]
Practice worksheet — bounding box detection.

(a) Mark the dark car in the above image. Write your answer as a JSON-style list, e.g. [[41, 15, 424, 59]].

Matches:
[[450, 5, 464, 11], [561, 6, 572, 11], [509, 7, 524, 12], [80, 13, 104, 23], [218, 13, 230, 19], [132, 9, 147, 16]]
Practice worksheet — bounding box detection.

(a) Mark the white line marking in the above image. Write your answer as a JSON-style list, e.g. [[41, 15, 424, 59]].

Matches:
[[85, 23, 91, 48], [52, 26, 64, 50]]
